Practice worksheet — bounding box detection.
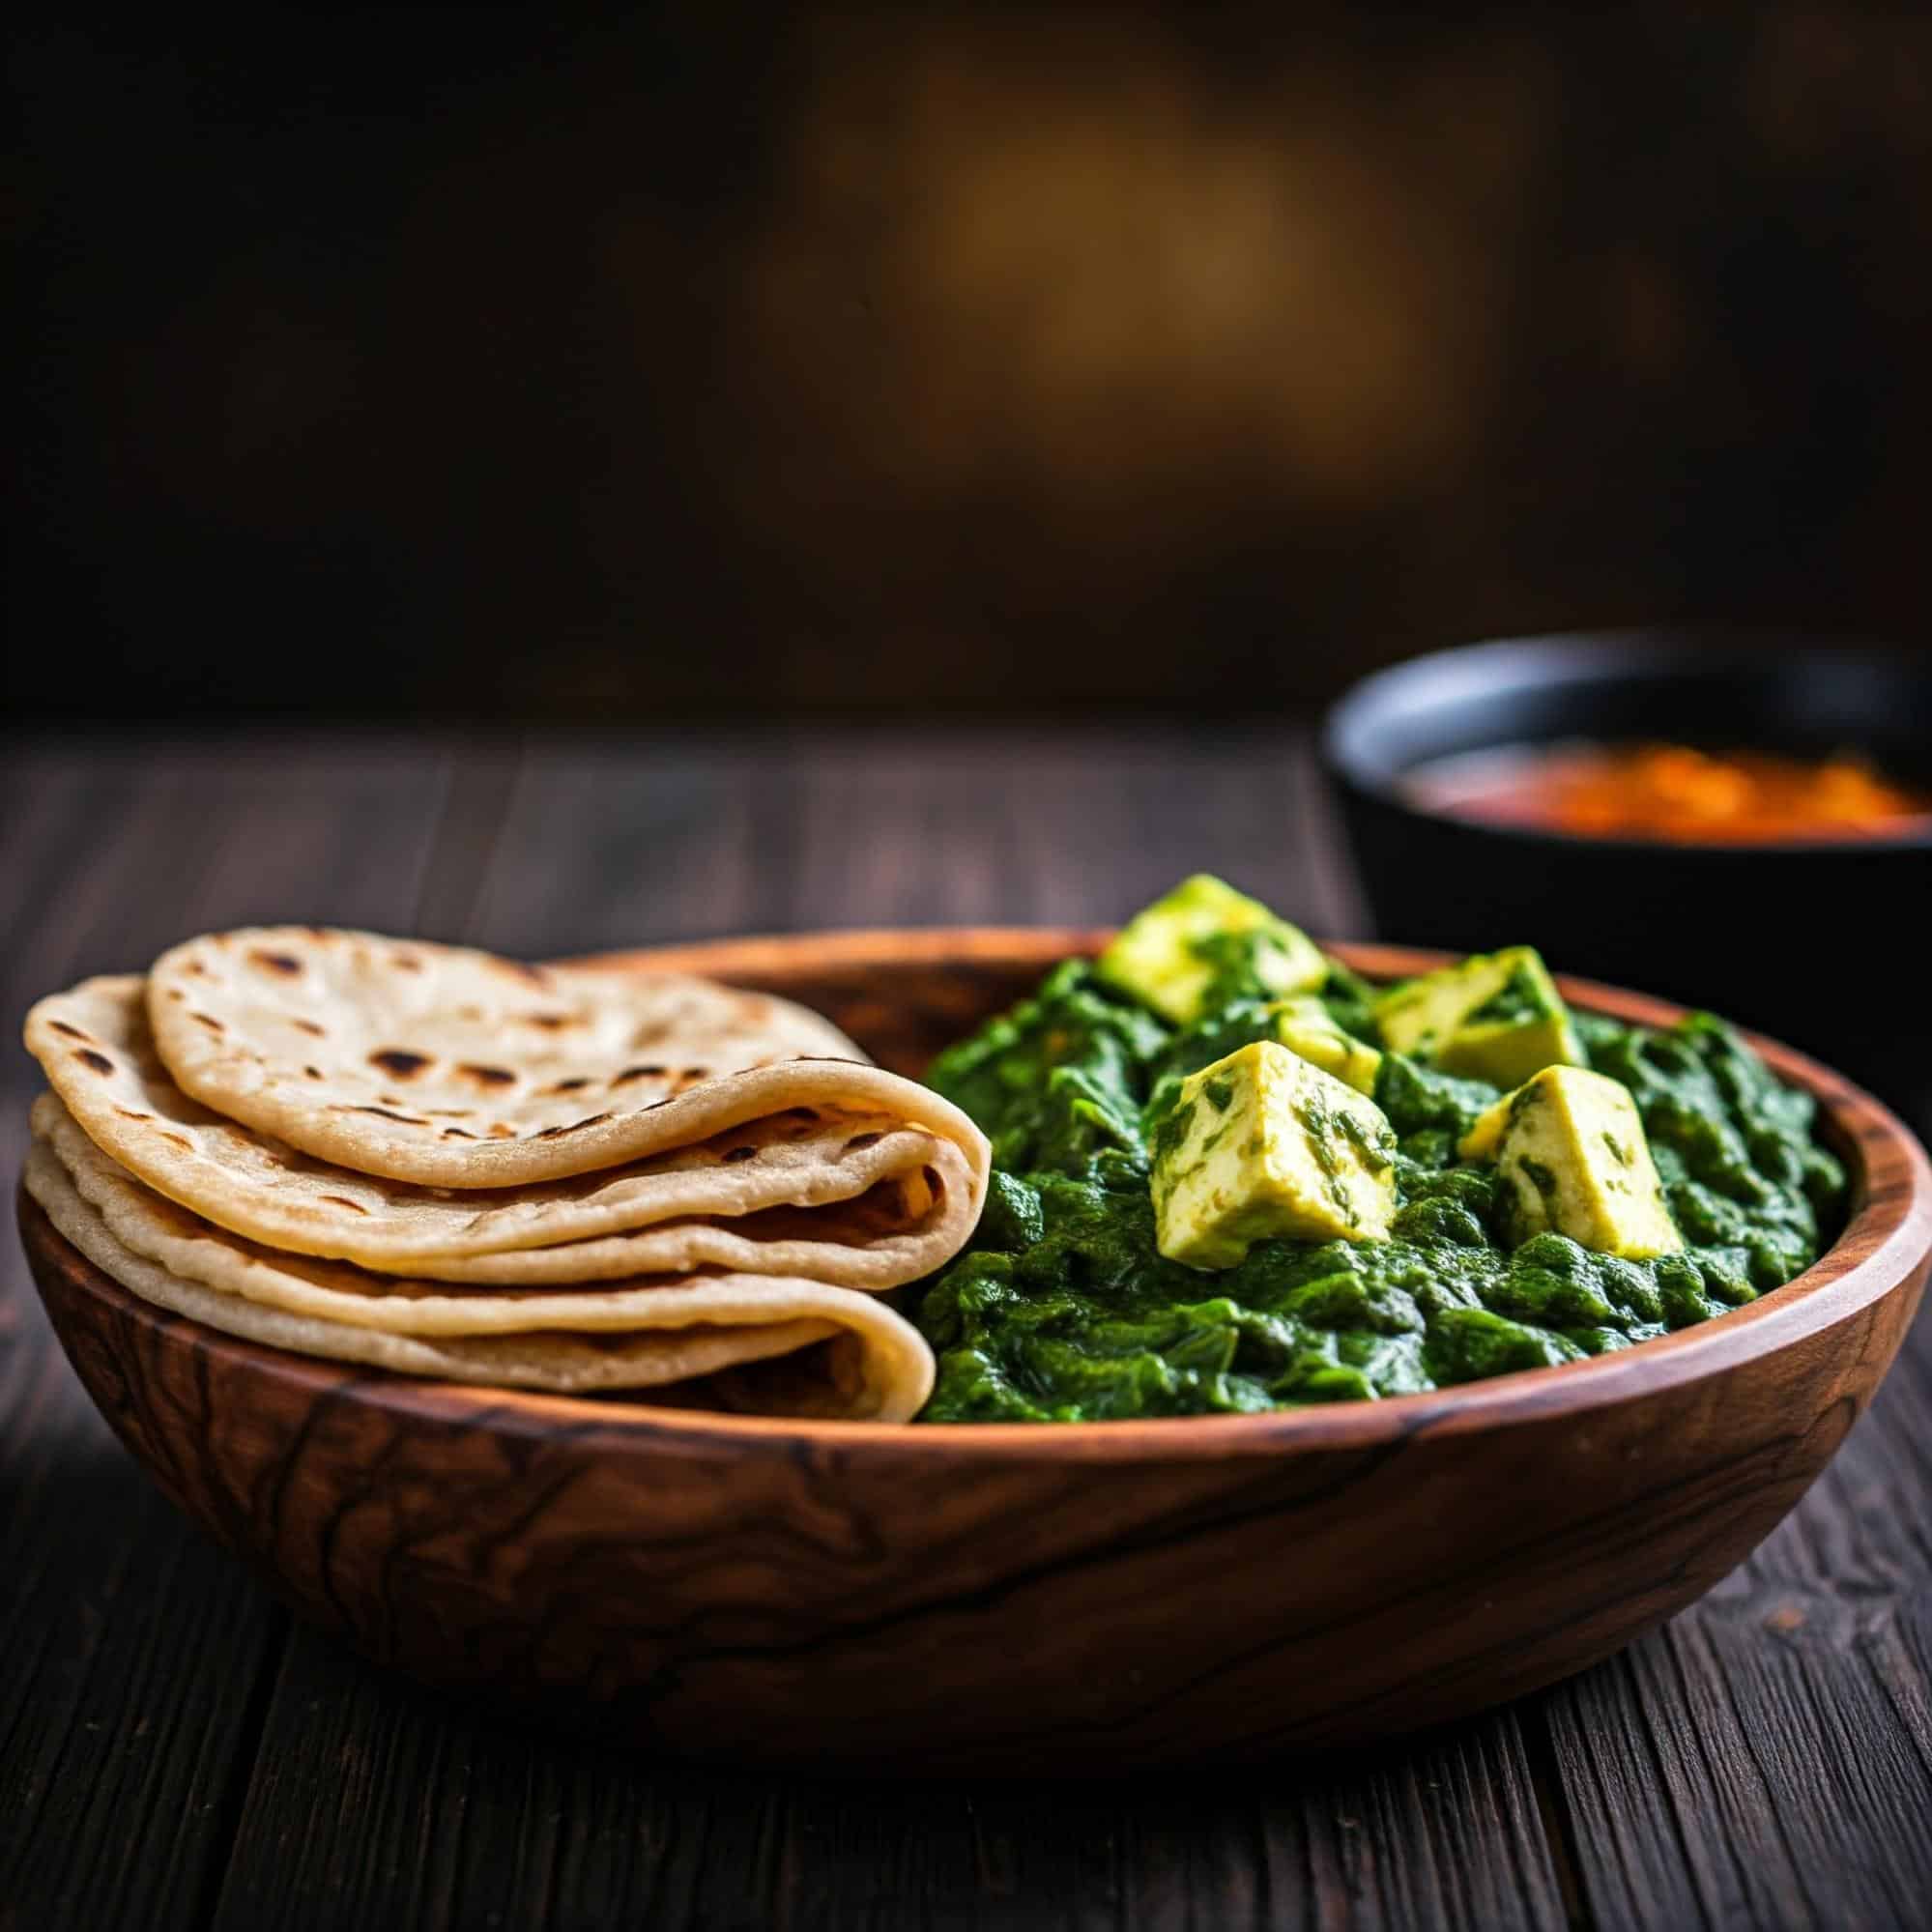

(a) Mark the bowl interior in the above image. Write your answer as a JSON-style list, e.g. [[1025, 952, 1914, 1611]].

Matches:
[[24, 930, 1932, 1454]]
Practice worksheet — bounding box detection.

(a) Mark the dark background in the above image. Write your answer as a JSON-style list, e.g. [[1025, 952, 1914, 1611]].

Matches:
[[11, 5, 1931, 723]]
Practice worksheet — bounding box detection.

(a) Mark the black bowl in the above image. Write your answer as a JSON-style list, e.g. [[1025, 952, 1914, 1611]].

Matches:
[[1320, 630, 1932, 1103]]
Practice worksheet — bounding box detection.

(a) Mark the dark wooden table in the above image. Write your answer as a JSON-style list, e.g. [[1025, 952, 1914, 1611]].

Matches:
[[4, 728, 1927, 1932]]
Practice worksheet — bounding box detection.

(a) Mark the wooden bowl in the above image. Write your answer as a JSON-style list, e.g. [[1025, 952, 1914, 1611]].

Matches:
[[20, 934, 1931, 1773]]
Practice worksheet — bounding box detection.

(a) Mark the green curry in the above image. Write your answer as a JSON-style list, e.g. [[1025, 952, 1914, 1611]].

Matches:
[[911, 878, 1847, 1422]]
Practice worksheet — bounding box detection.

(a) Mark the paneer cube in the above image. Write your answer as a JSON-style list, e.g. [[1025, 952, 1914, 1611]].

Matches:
[[1373, 946, 1583, 1088], [1457, 1065, 1682, 1259], [1151, 1041, 1398, 1268], [1097, 875, 1327, 1025], [1266, 995, 1382, 1095]]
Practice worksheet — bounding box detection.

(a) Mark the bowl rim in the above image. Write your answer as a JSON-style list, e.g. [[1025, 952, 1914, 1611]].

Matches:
[[26, 927, 1932, 1461], [1320, 630, 1932, 857]]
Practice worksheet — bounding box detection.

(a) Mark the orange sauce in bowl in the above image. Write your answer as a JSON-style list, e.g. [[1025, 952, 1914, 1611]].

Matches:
[[1407, 742, 1932, 844]]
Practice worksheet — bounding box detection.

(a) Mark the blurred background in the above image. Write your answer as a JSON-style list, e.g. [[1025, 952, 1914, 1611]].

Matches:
[[10, 4, 1931, 724]]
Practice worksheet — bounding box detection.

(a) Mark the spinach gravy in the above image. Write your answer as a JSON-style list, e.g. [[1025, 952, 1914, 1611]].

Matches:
[[909, 878, 1847, 1423]]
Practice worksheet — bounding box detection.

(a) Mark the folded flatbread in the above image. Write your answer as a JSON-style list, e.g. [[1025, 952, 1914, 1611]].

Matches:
[[25, 1138, 935, 1420], [142, 927, 924, 1187], [26, 930, 985, 1420], [27, 972, 988, 1287]]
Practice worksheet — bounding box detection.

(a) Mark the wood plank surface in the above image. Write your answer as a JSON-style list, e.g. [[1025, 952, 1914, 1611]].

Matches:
[[0, 737, 456, 1930], [4, 728, 1927, 1932], [205, 1635, 1564, 1932], [454, 728, 1362, 955]]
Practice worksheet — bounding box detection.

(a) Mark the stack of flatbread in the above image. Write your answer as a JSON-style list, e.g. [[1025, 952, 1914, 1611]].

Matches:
[[22, 929, 990, 1422]]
